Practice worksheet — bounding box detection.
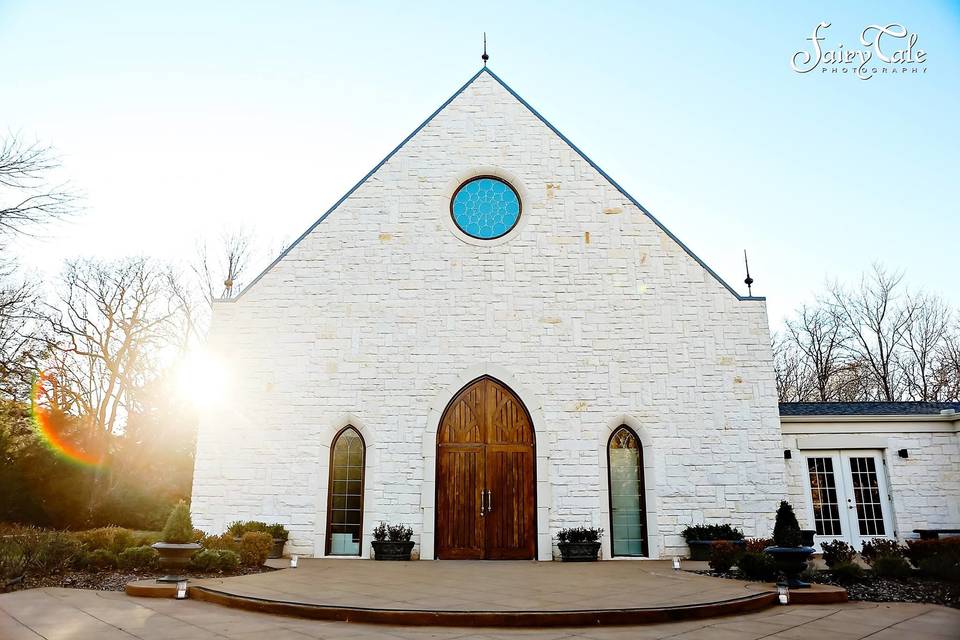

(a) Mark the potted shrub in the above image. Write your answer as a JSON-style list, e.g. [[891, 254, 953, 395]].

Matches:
[[764, 501, 815, 588], [556, 527, 602, 561], [681, 524, 745, 561], [152, 500, 202, 582], [371, 522, 414, 560], [266, 524, 289, 559]]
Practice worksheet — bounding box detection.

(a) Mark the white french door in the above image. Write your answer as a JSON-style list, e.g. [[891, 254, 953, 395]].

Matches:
[[802, 450, 894, 549]]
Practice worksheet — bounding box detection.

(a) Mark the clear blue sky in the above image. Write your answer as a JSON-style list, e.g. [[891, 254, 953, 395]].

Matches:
[[2, 1, 957, 326]]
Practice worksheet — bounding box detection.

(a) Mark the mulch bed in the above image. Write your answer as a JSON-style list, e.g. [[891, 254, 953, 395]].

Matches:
[[692, 570, 960, 609], [6, 565, 277, 593]]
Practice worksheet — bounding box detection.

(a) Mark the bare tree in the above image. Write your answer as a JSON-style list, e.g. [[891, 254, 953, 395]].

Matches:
[[37, 258, 184, 438], [0, 134, 80, 401], [0, 133, 78, 243], [773, 332, 811, 402], [900, 293, 951, 400], [828, 265, 915, 401], [194, 230, 252, 302], [785, 304, 847, 401]]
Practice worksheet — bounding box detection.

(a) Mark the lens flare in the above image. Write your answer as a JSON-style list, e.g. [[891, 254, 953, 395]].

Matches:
[[30, 371, 105, 468]]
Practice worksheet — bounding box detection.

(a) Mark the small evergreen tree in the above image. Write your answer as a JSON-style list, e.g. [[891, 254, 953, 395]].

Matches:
[[772, 500, 802, 547], [160, 500, 194, 544]]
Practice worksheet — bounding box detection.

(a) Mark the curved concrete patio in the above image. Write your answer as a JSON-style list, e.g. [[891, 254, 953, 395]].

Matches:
[[169, 559, 795, 626]]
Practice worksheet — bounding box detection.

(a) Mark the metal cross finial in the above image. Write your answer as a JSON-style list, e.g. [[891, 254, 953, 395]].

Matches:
[[482, 33, 489, 65], [743, 250, 754, 296]]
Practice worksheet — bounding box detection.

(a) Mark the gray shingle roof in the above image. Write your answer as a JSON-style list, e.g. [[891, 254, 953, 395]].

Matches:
[[779, 402, 960, 417]]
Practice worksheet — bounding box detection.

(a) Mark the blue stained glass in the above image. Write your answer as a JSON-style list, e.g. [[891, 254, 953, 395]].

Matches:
[[451, 177, 521, 239]]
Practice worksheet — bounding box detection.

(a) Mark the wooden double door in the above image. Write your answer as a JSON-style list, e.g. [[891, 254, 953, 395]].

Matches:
[[436, 377, 536, 560]]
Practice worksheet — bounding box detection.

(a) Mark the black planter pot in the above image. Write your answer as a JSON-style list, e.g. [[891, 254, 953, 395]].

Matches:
[[687, 539, 746, 561], [558, 541, 601, 562], [765, 545, 816, 588], [372, 541, 414, 560], [151, 542, 201, 583], [269, 538, 286, 559]]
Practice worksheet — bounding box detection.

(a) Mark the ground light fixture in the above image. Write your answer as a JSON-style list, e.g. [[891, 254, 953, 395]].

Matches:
[[176, 580, 188, 600], [290, 554, 299, 568], [777, 584, 789, 605], [672, 557, 681, 571]]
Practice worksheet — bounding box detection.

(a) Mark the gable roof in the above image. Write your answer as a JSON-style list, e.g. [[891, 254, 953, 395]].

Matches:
[[780, 402, 960, 417], [227, 67, 762, 302]]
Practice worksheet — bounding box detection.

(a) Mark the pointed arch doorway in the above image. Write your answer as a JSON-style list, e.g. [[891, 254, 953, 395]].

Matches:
[[435, 376, 536, 560]]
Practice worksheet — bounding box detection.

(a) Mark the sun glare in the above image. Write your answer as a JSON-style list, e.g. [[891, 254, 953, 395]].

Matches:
[[174, 349, 229, 408]]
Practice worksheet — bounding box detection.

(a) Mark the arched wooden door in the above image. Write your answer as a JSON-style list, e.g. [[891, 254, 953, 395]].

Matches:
[[436, 377, 536, 560]]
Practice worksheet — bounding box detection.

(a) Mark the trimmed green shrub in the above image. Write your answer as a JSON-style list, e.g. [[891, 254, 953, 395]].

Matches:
[[861, 539, 904, 562], [190, 548, 240, 572], [737, 551, 776, 581], [266, 524, 289, 541], [117, 546, 158, 571], [190, 549, 222, 572], [680, 524, 745, 542], [830, 561, 864, 584], [872, 554, 912, 579], [76, 527, 138, 555], [772, 501, 802, 547], [202, 532, 240, 553], [88, 549, 118, 570], [820, 540, 856, 568], [239, 532, 273, 567], [160, 500, 194, 544], [708, 540, 741, 573], [227, 521, 269, 537], [217, 549, 240, 572]]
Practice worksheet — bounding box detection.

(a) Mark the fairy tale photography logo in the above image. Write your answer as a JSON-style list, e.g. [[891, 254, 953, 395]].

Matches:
[[791, 22, 928, 80]]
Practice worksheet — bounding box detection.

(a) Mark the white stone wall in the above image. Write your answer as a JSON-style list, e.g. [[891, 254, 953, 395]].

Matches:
[[190, 70, 785, 559], [782, 418, 960, 542]]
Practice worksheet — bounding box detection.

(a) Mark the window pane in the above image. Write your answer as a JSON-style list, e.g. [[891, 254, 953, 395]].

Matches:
[[807, 457, 842, 536], [849, 457, 886, 536], [328, 428, 364, 556], [609, 427, 646, 557]]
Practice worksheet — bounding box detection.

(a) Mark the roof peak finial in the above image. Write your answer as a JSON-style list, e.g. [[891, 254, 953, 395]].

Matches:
[[482, 32, 489, 66], [743, 250, 754, 296]]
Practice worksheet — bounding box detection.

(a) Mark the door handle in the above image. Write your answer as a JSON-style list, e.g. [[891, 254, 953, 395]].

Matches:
[[480, 490, 486, 517], [488, 489, 493, 514]]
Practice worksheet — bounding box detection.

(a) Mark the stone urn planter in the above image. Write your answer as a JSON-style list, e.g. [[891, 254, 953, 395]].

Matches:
[[154, 500, 201, 583], [764, 501, 815, 588], [372, 540, 415, 561], [687, 539, 746, 561], [152, 542, 202, 582], [558, 541, 601, 562], [765, 545, 816, 588]]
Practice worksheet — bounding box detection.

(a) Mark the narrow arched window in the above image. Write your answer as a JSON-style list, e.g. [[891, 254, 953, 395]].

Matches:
[[326, 426, 365, 556], [608, 426, 648, 557]]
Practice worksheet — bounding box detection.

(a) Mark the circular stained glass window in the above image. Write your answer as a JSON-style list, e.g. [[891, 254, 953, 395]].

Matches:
[[450, 176, 521, 240]]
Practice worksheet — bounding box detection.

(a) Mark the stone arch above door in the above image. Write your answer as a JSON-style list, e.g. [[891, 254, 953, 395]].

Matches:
[[421, 365, 552, 561]]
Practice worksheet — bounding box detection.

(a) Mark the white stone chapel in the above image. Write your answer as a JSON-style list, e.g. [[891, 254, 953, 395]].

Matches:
[[191, 67, 959, 560]]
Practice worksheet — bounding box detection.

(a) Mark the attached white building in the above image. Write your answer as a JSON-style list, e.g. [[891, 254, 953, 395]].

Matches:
[[190, 67, 960, 560]]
